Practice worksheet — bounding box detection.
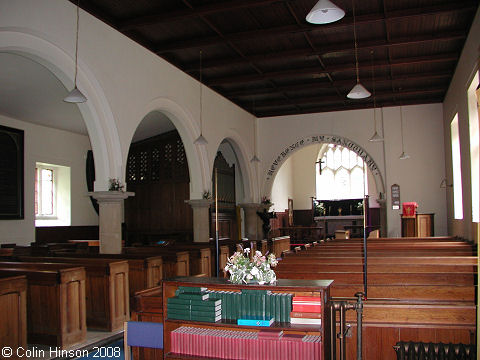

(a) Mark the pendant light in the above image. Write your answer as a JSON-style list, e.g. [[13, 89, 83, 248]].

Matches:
[[306, 0, 345, 24], [368, 51, 383, 142], [251, 101, 260, 163], [347, 0, 371, 99], [64, 0, 87, 103], [399, 106, 410, 160], [194, 50, 208, 145]]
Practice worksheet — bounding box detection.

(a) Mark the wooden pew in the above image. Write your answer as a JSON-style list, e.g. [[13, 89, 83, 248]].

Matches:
[[130, 286, 164, 360], [122, 247, 190, 277], [0, 274, 27, 358], [272, 236, 290, 257], [11, 258, 130, 331], [0, 266, 86, 347], [51, 252, 163, 306]]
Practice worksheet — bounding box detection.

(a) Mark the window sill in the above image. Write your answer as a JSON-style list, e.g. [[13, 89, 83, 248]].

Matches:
[[35, 219, 71, 227]]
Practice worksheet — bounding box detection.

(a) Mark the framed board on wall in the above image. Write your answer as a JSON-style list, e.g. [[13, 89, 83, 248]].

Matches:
[[0, 125, 24, 219]]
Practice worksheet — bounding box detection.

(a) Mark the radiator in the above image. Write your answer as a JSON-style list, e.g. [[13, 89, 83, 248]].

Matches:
[[393, 341, 476, 360]]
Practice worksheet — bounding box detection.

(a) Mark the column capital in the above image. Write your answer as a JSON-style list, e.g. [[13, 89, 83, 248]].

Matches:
[[88, 191, 135, 202], [185, 199, 214, 208]]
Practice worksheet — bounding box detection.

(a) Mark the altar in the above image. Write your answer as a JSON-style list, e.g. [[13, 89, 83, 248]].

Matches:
[[314, 215, 364, 238]]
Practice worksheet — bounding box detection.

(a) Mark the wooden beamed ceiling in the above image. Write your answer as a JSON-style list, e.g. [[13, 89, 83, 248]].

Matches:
[[75, 0, 479, 117]]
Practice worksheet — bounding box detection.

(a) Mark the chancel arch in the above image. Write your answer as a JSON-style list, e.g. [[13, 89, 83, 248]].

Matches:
[[266, 135, 386, 236]]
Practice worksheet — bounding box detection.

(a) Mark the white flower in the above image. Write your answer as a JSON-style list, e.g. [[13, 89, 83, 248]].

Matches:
[[246, 274, 253, 280], [250, 266, 259, 276], [244, 248, 250, 255]]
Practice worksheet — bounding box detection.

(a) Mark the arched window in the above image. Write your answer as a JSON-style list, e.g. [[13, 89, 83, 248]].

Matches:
[[315, 144, 367, 200]]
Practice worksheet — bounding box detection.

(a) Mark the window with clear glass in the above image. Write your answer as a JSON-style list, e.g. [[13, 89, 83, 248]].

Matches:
[[315, 144, 368, 200], [35, 162, 71, 226], [468, 72, 479, 222], [35, 167, 54, 216], [451, 114, 463, 220]]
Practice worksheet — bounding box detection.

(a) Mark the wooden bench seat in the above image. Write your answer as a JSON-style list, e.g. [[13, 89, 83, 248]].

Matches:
[[11, 258, 130, 331], [276, 262, 477, 273], [0, 266, 86, 347], [280, 255, 477, 265], [0, 274, 27, 357], [51, 252, 163, 306], [275, 270, 474, 285]]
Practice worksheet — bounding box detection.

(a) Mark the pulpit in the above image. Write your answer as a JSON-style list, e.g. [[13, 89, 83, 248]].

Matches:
[[401, 213, 434, 237]]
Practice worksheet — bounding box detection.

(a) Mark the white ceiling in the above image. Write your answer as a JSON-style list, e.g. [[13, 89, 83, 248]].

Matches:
[[0, 52, 175, 143]]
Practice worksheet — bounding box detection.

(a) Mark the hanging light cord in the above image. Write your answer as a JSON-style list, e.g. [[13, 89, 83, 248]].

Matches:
[[371, 51, 376, 128], [199, 50, 203, 134], [352, 0, 360, 84], [74, 0, 80, 87], [400, 106, 405, 152]]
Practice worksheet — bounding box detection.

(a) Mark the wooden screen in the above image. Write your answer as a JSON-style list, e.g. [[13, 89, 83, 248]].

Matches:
[[0, 125, 24, 219], [211, 152, 237, 241], [124, 130, 192, 244]]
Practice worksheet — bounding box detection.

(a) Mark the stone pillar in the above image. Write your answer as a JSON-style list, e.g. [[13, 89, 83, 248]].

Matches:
[[239, 203, 264, 241], [186, 199, 213, 243], [88, 191, 134, 254]]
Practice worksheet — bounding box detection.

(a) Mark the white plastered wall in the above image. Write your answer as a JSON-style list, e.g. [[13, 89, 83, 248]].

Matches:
[[0, 114, 98, 245], [0, 0, 256, 200], [442, 6, 480, 241], [258, 103, 447, 237]]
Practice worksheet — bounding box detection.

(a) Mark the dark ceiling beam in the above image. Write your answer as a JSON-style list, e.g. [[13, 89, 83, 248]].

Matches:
[[207, 53, 458, 86], [119, 0, 287, 31], [225, 71, 453, 98], [151, 1, 476, 54], [255, 98, 442, 117], [250, 87, 445, 109], [184, 31, 466, 72]]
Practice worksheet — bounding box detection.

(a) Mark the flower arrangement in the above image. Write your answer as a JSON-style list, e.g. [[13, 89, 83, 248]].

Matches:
[[108, 178, 125, 192], [224, 248, 278, 285], [261, 196, 272, 205]]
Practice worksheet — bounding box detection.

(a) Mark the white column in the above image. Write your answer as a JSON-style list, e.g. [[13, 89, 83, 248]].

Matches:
[[186, 199, 213, 243], [88, 191, 134, 254]]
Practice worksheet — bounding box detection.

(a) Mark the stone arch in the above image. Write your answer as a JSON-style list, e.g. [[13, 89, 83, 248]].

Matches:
[[0, 29, 122, 191], [263, 134, 385, 198], [215, 130, 256, 203], [133, 97, 209, 199]]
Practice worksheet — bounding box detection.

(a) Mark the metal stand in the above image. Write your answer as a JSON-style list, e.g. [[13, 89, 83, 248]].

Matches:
[[330, 292, 365, 360]]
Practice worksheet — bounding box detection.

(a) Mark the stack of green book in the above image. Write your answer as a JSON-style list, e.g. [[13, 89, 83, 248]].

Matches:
[[167, 286, 222, 322]]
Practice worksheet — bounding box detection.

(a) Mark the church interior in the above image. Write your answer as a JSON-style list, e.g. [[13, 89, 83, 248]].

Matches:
[[0, 0, 479, 359]]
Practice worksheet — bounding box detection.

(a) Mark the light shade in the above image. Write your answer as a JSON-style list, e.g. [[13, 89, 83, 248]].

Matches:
[[250, 155, 261, 163], [399, 151, 410, 160], [368, 131, 383, 142], [306, 0, 345, 24], [194, 134, 208, 145], [347, 83, 371, 99], [64, 87, 87, 103]]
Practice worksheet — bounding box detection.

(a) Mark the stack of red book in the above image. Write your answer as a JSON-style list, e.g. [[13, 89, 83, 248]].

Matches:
[[290, 296, 322, 325], [170, 326, 322, 359]]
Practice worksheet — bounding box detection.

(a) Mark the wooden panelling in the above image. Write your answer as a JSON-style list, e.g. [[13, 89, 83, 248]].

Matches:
[[125, 130, 192, 242], [0, 267, 87, 347], [0, 275, 27, 359], [35, 225, 99, 244]]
